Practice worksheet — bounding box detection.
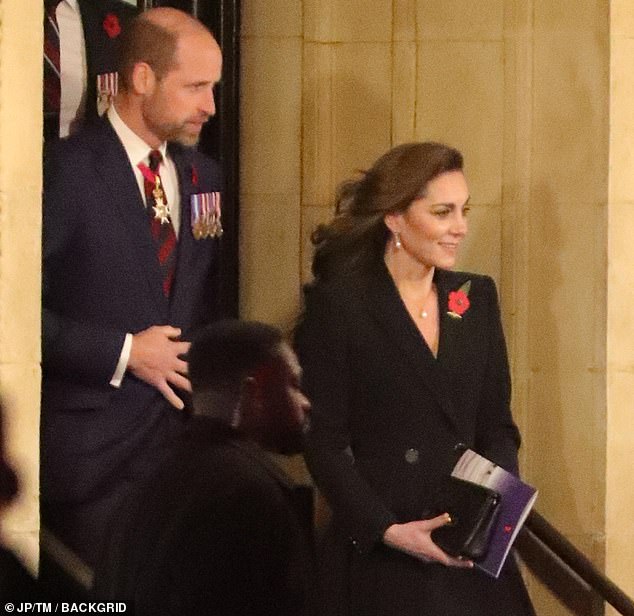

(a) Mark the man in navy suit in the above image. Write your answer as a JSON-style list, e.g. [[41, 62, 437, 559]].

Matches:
[[44, 0, 139, 142], [42, 7, 225, 569]]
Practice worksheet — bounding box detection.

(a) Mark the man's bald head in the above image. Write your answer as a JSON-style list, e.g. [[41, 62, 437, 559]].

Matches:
[[117, 7, 217, 92]]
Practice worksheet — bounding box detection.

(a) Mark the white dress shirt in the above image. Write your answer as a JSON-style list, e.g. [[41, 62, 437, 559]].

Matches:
[[106, 104, 182, 387], [56, 0, 87, 138]]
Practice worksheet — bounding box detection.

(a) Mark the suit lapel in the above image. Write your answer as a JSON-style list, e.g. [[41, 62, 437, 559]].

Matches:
[[364, 263, 466, 436], [89, 119, 168, 316], [167, 144, 196, 317]]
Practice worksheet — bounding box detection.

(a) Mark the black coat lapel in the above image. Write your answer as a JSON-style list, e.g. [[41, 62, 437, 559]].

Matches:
[[435, 269, 472, 367], [90, 119, 168, 317], [364, 263, 466, 436]]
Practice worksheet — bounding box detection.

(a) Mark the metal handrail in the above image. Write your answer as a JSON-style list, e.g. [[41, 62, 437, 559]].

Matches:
[[520, 510, 634, 616]]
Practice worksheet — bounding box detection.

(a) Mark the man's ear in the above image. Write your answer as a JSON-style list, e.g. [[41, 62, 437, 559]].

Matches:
[[131, 62, 156, 96], [242, 375, 262, 408], [237, 375, 264, 429]]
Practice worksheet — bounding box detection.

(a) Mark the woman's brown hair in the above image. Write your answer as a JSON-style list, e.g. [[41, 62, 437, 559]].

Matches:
[[311, 142, 464, 283]]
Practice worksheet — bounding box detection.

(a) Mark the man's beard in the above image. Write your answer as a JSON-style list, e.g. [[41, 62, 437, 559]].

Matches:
[[160, 121, 203, 147], [150, 114, 208, 146]]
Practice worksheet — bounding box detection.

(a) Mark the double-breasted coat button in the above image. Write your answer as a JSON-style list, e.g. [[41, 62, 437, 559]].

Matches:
[[404, 448, 419, 464]]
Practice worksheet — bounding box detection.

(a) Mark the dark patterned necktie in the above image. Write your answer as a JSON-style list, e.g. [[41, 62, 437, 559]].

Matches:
[[143, 150, 177, 297], [43, 0, 62, 119]]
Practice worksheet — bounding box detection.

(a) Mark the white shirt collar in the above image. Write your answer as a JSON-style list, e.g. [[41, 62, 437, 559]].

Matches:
[[64, 0, 79, 12], [107, 103, 168, 168]]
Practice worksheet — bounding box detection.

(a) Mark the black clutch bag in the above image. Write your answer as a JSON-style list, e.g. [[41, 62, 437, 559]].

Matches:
[[427, 476, 501, 561]]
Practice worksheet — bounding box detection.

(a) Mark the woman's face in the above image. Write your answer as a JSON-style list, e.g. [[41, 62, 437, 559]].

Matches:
[[384, 170, 470, 270]]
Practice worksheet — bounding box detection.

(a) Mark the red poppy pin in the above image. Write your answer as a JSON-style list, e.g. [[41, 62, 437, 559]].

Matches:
[[447, 280, 471, 319], [191, 165, 199, 186], [103, 13, 121, 39]]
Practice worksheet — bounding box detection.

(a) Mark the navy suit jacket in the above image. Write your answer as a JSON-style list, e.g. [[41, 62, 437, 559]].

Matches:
[[42, 117, 223, 503]]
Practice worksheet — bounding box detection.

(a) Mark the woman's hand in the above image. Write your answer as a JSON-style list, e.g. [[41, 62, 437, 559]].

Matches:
[[382, 514, 474, 568]]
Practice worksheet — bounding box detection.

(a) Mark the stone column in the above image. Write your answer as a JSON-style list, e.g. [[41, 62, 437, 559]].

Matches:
[[0, 0, 43, 572]]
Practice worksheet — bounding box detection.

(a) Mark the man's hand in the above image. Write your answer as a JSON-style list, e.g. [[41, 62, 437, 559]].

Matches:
[[128, 325, 191, 410], [383, 514, 474, 568]]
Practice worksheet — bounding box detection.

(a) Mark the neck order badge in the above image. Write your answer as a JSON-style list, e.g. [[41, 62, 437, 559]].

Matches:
[[138, 150, 177, 297]]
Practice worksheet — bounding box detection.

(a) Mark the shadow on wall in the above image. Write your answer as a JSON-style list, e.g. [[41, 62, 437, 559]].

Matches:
[[524, 181, 602, 615]]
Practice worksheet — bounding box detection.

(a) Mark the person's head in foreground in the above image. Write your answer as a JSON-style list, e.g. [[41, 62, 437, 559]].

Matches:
[[188, 320, 311, 455]]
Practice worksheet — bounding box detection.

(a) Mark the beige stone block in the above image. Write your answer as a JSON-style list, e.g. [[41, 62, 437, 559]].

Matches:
[[393, 0, 417, 41], [241, 0, 302, 38], [0, 191, 41, 365], [525, 202, 607, 537], [304, 0, 392, 42], [240, 37, 302, 195], [456, 203, 501, 283], [532, 33, 609, 206], [527, 198, 606, 368], [302, 43, 335, 208], [417, 0, 504, 40], [606, 370, 634, 599], [607, 201, 634, 366], [527, 366, 605, 538], [609, 39, 634, 203], [606, 370, 634, 483], [391, 42, 417, 145], [611, 0, 634, 37], [415, 41, 504, 205], [606, 529, 634, 600], [300, 205, 335, 284], [303, 43, 392, 207], [0, 0, 43, 368], [534, 0, 609, 36], [239, 194, 301, 331]]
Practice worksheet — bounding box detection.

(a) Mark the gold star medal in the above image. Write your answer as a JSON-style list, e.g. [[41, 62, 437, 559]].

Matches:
[[152, 175, 171, 225]]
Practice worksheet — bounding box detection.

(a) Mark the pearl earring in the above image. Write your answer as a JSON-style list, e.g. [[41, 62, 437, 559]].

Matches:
[[394, 232, 402, 249]]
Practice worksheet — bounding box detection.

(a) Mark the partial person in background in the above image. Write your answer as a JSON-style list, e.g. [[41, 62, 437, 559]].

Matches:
[[0, 397, 44, 600], [295, 142, 536, 615], [44, 0, 138, 141], [93, 320, 314, 616], [41, 7, 225, 570]]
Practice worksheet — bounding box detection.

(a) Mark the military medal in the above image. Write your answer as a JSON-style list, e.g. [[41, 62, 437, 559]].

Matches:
[[191, 192, 223, 239], [138, 160, 172, 226], [210, 191, 223, 238], [152, 175, 172, 225], [96, 72, 118, 116]]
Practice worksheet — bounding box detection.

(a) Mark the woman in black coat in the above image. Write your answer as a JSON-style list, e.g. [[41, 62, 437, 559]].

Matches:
[[295, 142, 536, 615]]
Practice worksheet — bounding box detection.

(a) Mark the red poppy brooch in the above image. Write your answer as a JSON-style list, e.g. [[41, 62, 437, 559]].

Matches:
[[103, 13, 121, 39], [447, 280, 471, 319]]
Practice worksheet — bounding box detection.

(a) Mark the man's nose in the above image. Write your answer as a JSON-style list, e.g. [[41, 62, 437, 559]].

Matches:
[[300, 393, 311, 416], [201, 88, 216, 117]]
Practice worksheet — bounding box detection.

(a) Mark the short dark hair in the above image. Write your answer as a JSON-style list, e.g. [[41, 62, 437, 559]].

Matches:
[[311, 142, 464, 282], [116, 14, 179, 91], [188, 320, 285, 396]]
